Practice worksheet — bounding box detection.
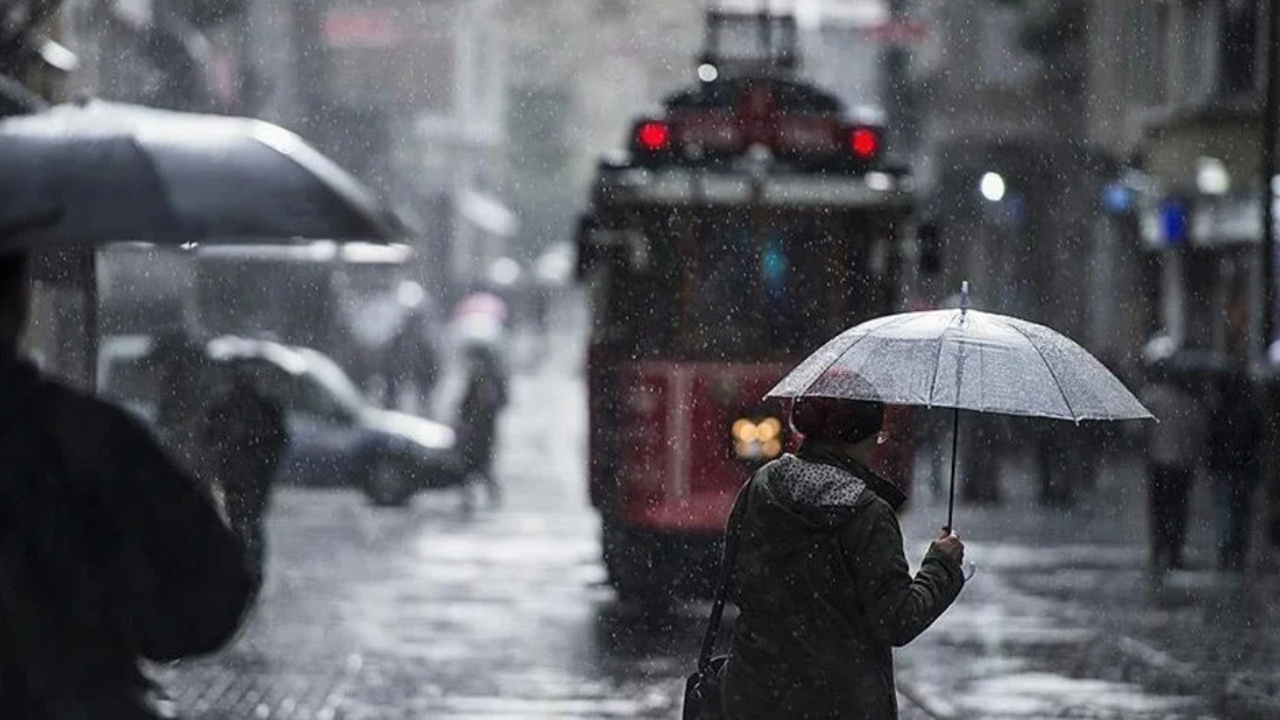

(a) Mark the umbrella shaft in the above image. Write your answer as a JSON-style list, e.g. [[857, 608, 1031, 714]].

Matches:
[[946, 406, 959, 533]]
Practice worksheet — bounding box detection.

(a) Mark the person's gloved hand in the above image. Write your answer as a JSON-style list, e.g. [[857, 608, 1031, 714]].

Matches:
[[931, 527, 965, 567]]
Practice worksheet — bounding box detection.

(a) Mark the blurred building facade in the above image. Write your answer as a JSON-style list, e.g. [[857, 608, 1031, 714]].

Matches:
[[55, 0, 513, 305], [902, 0, 1272, 381], [502, 0, 898, 278], [22, 0, 1265, 383], [1118, 0, 1270, 369], [1116, 0, 1280, 553], [902, 0, 1160, 380], [285, 0, 513, 301]]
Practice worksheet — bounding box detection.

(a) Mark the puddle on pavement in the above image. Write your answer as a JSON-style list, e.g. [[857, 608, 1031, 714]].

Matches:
[[899, 571, 1220, 718], [956, 672, 1203, 718]]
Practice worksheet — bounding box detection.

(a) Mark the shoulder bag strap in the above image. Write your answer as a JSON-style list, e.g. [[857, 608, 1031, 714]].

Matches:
[[696, 483, 748, 671]]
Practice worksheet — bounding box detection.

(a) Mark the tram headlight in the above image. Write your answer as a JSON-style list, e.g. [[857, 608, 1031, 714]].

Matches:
[[731, 416, 784, 461]]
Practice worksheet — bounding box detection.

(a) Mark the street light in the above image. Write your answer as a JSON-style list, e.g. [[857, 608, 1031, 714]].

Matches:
[[1195, 156, 1230, 195], [979, 172, 1006, 203]]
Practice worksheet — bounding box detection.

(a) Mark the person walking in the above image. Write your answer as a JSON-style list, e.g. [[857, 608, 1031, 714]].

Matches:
[[719, 396, 966, 720], [1138, 367, 1207, 572], [203, 364, 290, 589], [383, 306, 442, 414], [1207, 371, 1263, 572], [456, 342, 509, 508], [0, 251, 254, 717]]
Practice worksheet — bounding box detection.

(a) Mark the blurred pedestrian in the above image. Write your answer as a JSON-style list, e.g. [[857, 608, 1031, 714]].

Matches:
[[1207, 372, 1263, 572], [456, 343, 508, 508], [958, 411, 1002, 504], [204, 364, 289, 589], [1032, 418, 1074, 506], [1139, 367, 1206, 572], [1032, 418, 1103, 507], [719, 396, 966, 720], [150, 328, 212, 478], [383, 305, 441, 414], [0, 250, 253, 717]]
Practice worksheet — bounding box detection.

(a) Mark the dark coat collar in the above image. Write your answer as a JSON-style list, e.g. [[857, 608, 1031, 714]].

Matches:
[[797, 441, 907, 511], [0, 346, 42, 422]]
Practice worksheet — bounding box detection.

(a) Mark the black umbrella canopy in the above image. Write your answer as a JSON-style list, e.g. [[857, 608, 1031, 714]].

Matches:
[[0, 99, 413, 250]]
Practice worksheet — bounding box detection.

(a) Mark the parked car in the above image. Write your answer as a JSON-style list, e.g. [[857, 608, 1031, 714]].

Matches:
[[99, 334, 464, 507]]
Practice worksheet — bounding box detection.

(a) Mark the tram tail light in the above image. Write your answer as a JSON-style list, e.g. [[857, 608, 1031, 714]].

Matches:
[[634, 120, 674, 153]]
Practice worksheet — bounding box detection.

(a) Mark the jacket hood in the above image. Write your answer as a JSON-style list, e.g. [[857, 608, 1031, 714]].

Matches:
[[798, 442, 907, 510], [770, 454, 870, 510], [747, 445, 904, 553]]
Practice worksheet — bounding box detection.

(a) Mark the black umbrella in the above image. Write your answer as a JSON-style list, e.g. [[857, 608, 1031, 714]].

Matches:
[[0, 99, 412, 250]]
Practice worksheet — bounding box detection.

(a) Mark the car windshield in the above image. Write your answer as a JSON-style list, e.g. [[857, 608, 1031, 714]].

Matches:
[[292, 348, 368, 415]]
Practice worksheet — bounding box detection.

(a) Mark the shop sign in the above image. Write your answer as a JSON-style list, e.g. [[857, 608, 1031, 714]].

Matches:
[[1141, 192, 1280, 249], [322, 8, 402, 48]]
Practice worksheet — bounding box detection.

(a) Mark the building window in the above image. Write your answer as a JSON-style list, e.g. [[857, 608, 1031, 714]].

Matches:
[[1218, 0, 1258, 98], [1165, 0, 1260, 108], [1172, 0, 1218, 106], [1129, 1, 1169, 107], [978, 7, 1032, 87]]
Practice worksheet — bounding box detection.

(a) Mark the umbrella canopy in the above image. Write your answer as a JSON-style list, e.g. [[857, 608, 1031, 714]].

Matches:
[[0, 99, 411, 250], [767, 307, 1152, 422]]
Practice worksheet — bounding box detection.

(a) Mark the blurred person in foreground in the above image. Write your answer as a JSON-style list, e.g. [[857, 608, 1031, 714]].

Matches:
[[720, 396, 966, 720], [0, 251, 254, 717], [1138, 364, 1206, 572], [204, 364, 289, 589]]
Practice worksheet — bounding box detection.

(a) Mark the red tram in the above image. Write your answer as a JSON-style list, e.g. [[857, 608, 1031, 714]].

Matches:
[[575, 8, 920, 602]]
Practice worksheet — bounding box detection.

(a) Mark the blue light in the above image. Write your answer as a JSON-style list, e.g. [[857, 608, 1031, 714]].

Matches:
[[1102, 182, 1134, 213], [761, 235, 787, 299], [1160, 198, 1188, 247]]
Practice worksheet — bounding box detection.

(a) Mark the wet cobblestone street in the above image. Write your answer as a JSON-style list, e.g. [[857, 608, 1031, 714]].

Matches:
[[157, 362, 1280, 719]]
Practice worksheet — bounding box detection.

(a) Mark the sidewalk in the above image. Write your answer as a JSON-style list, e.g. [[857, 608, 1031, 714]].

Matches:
[[893, 449, 1280, 719]]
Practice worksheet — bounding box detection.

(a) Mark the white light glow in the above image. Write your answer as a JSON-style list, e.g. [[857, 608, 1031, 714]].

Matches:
[[866, 172, 893, 192], [1195, 157, 1230, 195], [488, 257, 521, 286], [979, 172, 1006, 202], [697, 63, 719, 82]]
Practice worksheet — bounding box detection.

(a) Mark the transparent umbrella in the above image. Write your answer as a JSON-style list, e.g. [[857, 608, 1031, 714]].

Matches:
[[767, 282, 1154, 530]]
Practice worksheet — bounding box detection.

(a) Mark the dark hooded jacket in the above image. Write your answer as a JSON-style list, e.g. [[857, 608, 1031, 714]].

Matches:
[[0, 351, 254, 717], [721, 444, 964, 720]]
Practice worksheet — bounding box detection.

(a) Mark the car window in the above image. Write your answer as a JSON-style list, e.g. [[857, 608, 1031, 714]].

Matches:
[[288, 373, 357, 422], [294, 349, 367, 414], [240, 359, 354, 423]]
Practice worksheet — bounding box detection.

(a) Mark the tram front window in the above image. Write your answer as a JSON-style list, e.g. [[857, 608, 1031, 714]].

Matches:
[[616, 210, 867, 361]]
